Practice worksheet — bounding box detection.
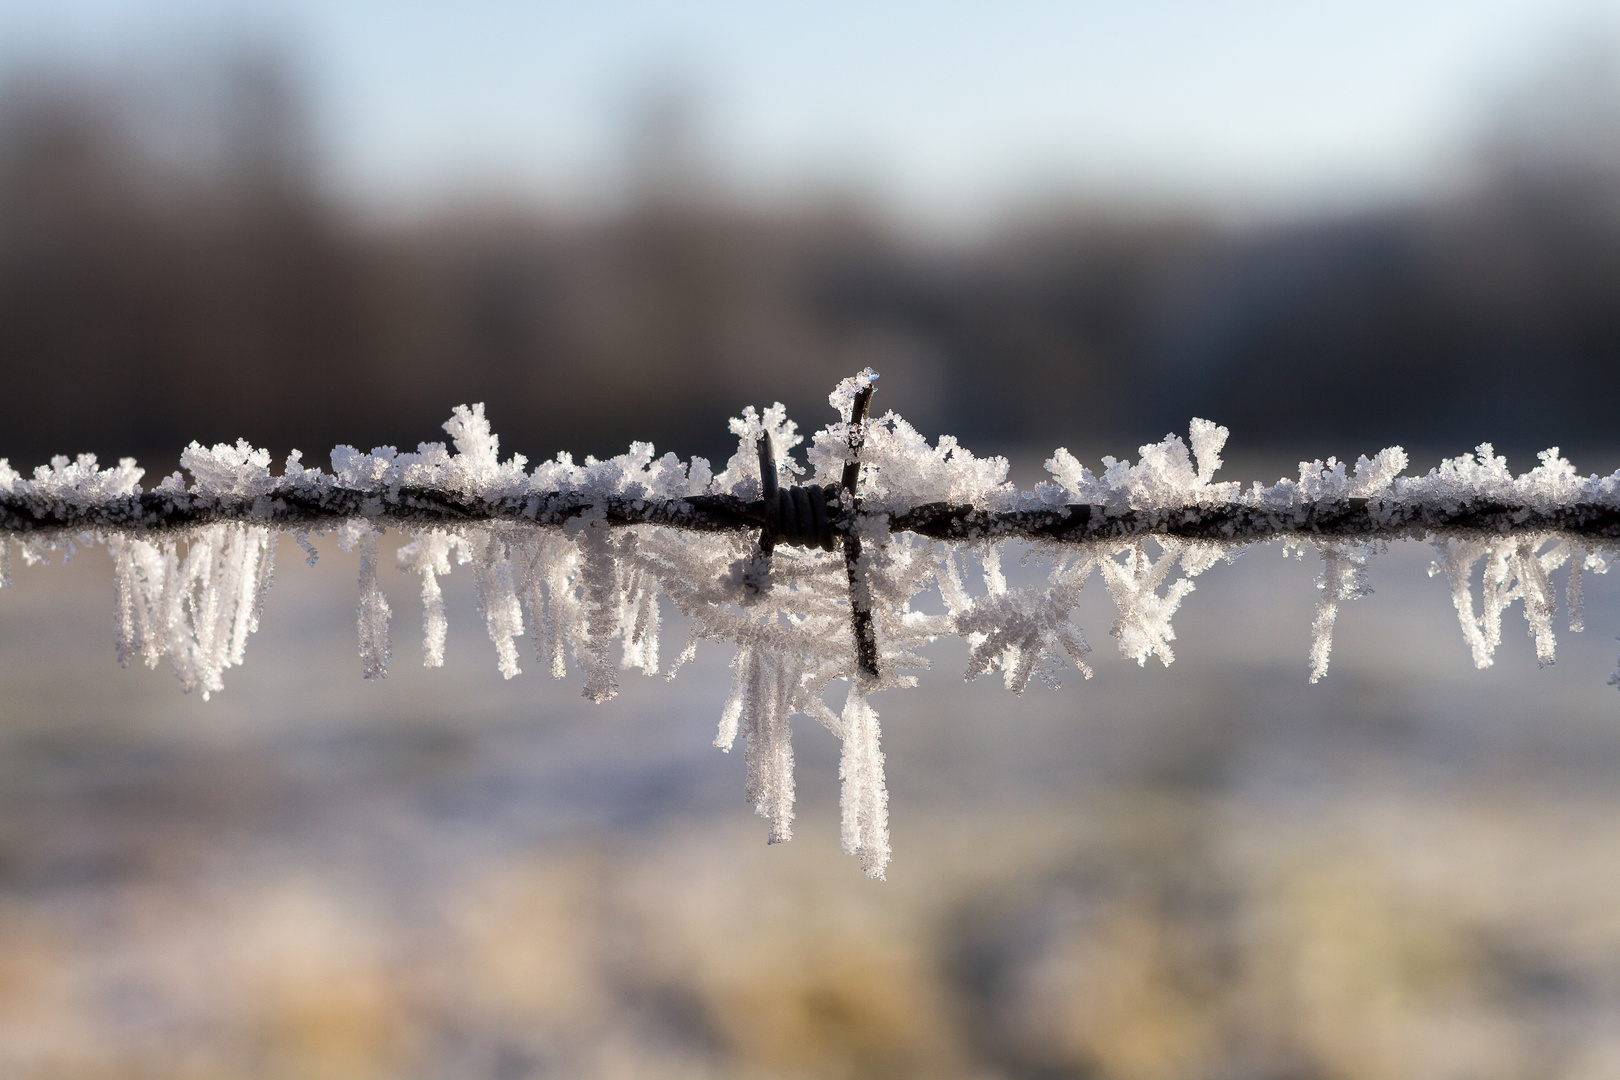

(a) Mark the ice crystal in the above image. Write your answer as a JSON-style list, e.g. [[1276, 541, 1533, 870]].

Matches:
[[4, 379, 1620, 878], [108, 523, 274, 700], [1309, 542, 1373, 683], [338, 518, 391, 681]]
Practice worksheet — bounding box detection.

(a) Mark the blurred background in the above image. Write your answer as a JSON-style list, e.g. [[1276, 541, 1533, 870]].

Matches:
[[6, 2, 1620, 1077]]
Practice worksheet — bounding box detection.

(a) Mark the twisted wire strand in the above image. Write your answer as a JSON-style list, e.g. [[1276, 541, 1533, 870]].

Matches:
[[755, 432, 838, 553], [5, 488, 1620, 543]]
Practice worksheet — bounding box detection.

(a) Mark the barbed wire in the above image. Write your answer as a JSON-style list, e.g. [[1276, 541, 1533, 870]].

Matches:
[[11, 379, 1616, 877], [7, 482, 1620, 545], [7, 472, 1618, 685], [5, 378, 1618, 685]]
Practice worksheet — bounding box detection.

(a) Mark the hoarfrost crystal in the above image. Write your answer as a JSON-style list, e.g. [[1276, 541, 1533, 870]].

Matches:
[[4, 377, 1620, 878]]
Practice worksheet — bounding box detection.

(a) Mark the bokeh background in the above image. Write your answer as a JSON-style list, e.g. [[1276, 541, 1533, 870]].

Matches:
[[5, 2, 1620, 1077]]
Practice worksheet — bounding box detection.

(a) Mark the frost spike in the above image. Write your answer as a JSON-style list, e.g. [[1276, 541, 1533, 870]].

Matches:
[[397, 530, 457, 668], [471, 531, 525, 680], [1309, 542, 1371, 684], [571, 510, 620, 703], [1569, 543, 1587, 633], [340, 519, 391, 681], [839, 690, 890, 879]]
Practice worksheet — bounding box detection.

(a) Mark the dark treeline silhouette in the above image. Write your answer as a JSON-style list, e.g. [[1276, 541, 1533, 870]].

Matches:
[[3, 50, 1619, 476]]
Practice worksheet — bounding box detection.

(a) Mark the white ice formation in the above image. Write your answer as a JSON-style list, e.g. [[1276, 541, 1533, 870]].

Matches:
[[3, 376, 1620, 878]]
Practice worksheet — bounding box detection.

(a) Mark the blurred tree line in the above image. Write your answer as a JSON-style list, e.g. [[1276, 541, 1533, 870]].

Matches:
[[2, 46, 1618, 475]]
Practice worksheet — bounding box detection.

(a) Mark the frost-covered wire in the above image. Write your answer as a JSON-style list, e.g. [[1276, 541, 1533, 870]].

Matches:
[[4, 369, 1620, 878]]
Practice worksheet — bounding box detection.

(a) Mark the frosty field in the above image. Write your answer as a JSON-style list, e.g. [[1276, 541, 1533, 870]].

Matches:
[[1, 532, 1618, 1078]]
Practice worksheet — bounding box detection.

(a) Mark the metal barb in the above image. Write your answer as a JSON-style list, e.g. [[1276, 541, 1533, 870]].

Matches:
[[840, 384, 874, 495], [756, 432, 778, 555], [840, 381, 881, 683]]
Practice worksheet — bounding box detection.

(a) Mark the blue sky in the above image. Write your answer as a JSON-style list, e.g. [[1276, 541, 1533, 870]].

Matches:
[[3, 0, 1617, 222]]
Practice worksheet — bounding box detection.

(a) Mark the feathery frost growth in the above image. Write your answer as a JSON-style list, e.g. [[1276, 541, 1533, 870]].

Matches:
[[3, 375, 1620, 878]]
